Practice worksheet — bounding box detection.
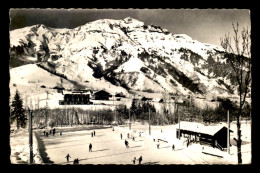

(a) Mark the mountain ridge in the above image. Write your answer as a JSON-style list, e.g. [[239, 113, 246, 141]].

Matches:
[[9, 17, 244, 99]]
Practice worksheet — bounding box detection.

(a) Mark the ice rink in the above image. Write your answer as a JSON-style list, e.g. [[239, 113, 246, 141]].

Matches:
[[36, 123, 243, 165]]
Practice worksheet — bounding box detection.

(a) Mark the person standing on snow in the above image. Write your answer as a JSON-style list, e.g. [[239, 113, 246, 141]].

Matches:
[[187, 139, 190, 148], [138, 156, 142, 164], [53, 128, 56, 136], [125, 140, 129, 148], [157, 141, 160, 149], [89, 143, 93, 152], [172, 144, 175, 151], [132, 157, 136, 165], [65, 154, 71, 162]]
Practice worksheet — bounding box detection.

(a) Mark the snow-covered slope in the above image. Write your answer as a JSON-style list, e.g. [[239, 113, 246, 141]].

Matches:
[[10, 17, 243, 98]]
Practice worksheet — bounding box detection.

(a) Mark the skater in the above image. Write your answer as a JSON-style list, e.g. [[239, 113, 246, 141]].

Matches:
[[138, 156, 142, 164], [73, 158, 79, 164], [125, 140, 129, 148], [139, 132, 141, 137], [127, 133, 129, 139], [65, 154, 71, 162], [89, 143, 92, 152], [156, 141, 160, 149], [43, 131, 46, 135], [60, 131, 62, 136], [172, 144, 175, 151], [132, 136, 135, 141], [112, 127, 114, 131], [132, 157, 136, 165], [46, 132, 49, 137], [120, 133, 123, 140], [53, 128, 56, 136], [91, 132, 93, 137], [161, 129, 163, 133], [187, 139, 190, 148], [94, 131, 95, 136], [50, 129, 52, 135]]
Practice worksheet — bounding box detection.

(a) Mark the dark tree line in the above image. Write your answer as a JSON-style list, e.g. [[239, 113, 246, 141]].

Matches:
[[130, 99, 156, 123], [32, 107, 116, 128]]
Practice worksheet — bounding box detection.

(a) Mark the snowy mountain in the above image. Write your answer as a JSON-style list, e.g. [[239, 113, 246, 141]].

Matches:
[[9, 17, 244, 99]]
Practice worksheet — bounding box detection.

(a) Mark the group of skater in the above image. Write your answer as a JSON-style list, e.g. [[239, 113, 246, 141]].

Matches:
[[132, 156, 142, 165], [64, 131, 96, 164], [91, 131, 96, 137], [62, 127, 179, 165], [153, 138, 175, 151], [65, 154, 79, 164], [43, 128, 62, 137], [121, 132, 140, 148], [120, 133, 136, 141]]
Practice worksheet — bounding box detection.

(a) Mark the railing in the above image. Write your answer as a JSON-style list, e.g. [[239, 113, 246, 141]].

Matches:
[[216, 142, 224, 151]]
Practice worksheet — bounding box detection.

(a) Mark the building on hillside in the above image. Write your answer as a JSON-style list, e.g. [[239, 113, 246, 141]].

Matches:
[[94, 90, 112, 100], [59, 92, 92, 105], [176, 121, 233, 150], [115, 92, 126, 98], [141, 97, 152, 102], [54, 86, 65, 94]]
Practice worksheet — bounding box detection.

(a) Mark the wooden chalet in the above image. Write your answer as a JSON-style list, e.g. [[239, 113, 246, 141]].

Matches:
[[94, 90, 112, 100], [141, 97, 152, 102], [59, 92, 92, 105], [177, 121, 233, 150], [115, 92, 126, 98], [54, 86, 65, 93]]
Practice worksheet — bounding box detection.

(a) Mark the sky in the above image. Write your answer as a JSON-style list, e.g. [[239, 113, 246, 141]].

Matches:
[[9, 9, 251, 47]]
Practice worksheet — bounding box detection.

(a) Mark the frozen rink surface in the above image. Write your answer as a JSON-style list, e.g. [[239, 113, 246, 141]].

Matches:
[[35, 122, 251, 165]]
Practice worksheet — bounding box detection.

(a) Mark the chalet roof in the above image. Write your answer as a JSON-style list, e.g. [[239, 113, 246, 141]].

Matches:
[[141, 97, 152, 101], [53, 86, 65, 90], [94, 90, 111, 95], [115, 92, 126, 97], [179, 121, 233, 136]]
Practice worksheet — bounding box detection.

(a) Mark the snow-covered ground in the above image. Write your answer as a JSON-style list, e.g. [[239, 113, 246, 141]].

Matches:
[[22, 120, 251, 165], [10, 126, 42, 164]]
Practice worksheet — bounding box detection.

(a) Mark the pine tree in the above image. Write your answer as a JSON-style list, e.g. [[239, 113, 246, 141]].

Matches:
[[130, 99, 137, 114], [10, 90, 27, 129]]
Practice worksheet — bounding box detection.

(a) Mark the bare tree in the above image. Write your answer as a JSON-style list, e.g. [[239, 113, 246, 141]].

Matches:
[[220, 22, 251, 164]]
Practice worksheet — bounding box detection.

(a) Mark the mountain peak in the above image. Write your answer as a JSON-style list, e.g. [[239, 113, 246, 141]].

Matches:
[[123, 17, 138, 22], [9, 17, 242, 98]]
